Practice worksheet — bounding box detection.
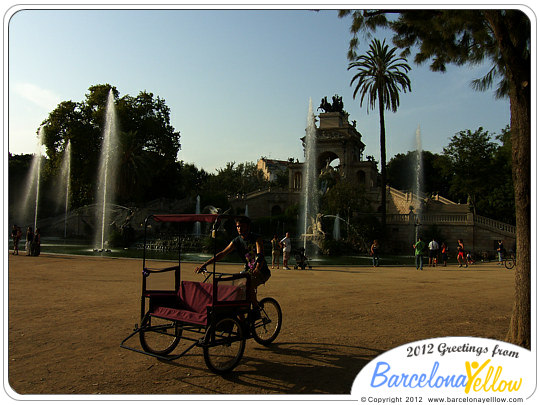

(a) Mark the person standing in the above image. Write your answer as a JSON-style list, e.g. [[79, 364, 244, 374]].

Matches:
[[457, 239, 468, 268], [497, 240, 505, 265], [271, 234, 281, 269], [280, 232, 291, 270], [370, 239, 380, 267], [441, 242, 448, 267], [413, 237, 426, 270], [25, 227, 34, 256], [11, 225, 21, 255], [32, 228, 41, 256], [428, 238, 439, 267]]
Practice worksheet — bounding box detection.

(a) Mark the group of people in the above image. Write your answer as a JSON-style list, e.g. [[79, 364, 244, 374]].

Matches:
[[413, 237, 470, 270], [270, 233, 293, 270], [11, 224, 41, 256]]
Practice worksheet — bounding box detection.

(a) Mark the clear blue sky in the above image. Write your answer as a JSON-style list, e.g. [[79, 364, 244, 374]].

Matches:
[[7, 6, 519, 173]]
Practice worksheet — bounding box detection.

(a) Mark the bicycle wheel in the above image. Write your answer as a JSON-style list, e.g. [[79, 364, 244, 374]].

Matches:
[[504, 257, 516, 269], [139, 313, 181, 355], [203, 316, 245, 374], [251, 297, 282, 346]]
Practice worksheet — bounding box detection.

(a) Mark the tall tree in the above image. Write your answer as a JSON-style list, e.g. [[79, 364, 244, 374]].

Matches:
[[482, 126, 515, 224], [339, 9, 530, 348], [348, 38, 411, 229], [386, 150, 452, 197], [442, 127, 498, 208], [42, 84, 182, 206]]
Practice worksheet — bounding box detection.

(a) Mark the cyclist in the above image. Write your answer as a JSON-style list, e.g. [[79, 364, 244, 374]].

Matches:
[[195, 216, 271, 306]]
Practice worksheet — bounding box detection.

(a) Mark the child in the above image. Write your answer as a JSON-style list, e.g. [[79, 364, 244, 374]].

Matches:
[[466, 252, 475, 265]]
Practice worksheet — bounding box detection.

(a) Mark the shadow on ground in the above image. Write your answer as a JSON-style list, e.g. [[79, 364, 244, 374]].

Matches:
[[164, 341, 382, 394]]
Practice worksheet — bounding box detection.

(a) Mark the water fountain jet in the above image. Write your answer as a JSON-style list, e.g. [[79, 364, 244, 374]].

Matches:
[[194, 195, 201, 237], [414, 125, 424, 241], [333, 214, 341, 240], [21, 126, 45, 230], [94, 90, 120, 251], [59, 140, 72, 239], [299, 98, 320, 257]]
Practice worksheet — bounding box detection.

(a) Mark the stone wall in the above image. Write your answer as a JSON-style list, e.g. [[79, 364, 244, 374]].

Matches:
[[386, 212, 516, 256]]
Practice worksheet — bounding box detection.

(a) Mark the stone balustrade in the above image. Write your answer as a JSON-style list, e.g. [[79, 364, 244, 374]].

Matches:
[[387, 212, 516, 236]]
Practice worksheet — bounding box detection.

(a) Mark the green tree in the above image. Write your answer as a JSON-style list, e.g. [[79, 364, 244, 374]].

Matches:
[[442, 127, 498, 208], [479, 126, 515, 224], [42, 99, 100, 207], [321, 180, 371, 220], [116, 91, 181, 162], [386, 150, 452, 197], [206, 162, 269, 198], [116, 130, 154, 203], [41, 84, 182, 206], [348, 38, 411, 229], [339, 9, 530, 348], [8, 153, 33, 223]]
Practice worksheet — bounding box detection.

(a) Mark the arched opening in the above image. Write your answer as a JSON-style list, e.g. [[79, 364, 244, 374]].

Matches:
[[318, 151, 341, 174], [271, 205, 282, 216]]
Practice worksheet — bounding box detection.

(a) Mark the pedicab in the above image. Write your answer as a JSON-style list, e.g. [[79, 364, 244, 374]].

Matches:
[[120, 214, 282, 374]]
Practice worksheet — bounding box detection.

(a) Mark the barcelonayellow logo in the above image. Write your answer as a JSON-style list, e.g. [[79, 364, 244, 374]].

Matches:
[[352, 337, 533, 398]]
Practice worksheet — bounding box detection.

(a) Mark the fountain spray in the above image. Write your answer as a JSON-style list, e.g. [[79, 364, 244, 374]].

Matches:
[[95, 90, 119, 251], [61, 140, 72, 238], [414, 125, 423, 241], [300, 98, 319, 256], [21, 126, 45, 230]]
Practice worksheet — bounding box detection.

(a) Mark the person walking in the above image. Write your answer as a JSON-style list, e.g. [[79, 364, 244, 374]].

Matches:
[[271, 234, 280, 269], [457, 239, 468, 268], [413, 237, 426, 270], [280, 232, 292, 270], [370, 239, 380, 267]]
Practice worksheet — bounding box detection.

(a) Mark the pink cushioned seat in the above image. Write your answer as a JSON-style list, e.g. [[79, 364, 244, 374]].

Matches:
[[149, 281, 246, 326]]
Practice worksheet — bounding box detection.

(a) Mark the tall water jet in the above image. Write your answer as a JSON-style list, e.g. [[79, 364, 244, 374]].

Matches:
[[21, 126, 45, 229], [194, 195, 201, 237], [333, 214, 341, 240], [300, 98, 319, 256], [414, 125, 424, 241], [59, 140, 72, 238], [94, 90, 120, 251]]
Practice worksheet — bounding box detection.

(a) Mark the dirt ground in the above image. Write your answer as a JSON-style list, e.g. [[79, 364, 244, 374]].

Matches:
[[7, 253, 515, 396]]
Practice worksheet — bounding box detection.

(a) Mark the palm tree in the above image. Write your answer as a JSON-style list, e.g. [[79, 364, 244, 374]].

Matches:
[[348, 38, 411, 229]]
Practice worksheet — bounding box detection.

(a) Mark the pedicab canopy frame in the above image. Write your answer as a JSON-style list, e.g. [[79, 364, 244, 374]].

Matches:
[[141, 213, 244, 314]]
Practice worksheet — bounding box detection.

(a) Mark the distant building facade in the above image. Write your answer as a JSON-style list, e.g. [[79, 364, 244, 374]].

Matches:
[[229, 104, 516, 255]]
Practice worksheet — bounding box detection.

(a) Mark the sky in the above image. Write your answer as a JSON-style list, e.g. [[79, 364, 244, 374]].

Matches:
[[6, 4, 529, 174]]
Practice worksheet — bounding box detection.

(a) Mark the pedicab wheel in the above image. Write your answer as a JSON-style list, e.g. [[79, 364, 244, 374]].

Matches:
[[251, 297, 282, 346], [203, 316, 246, 374], [139, 313, 182, 356]]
